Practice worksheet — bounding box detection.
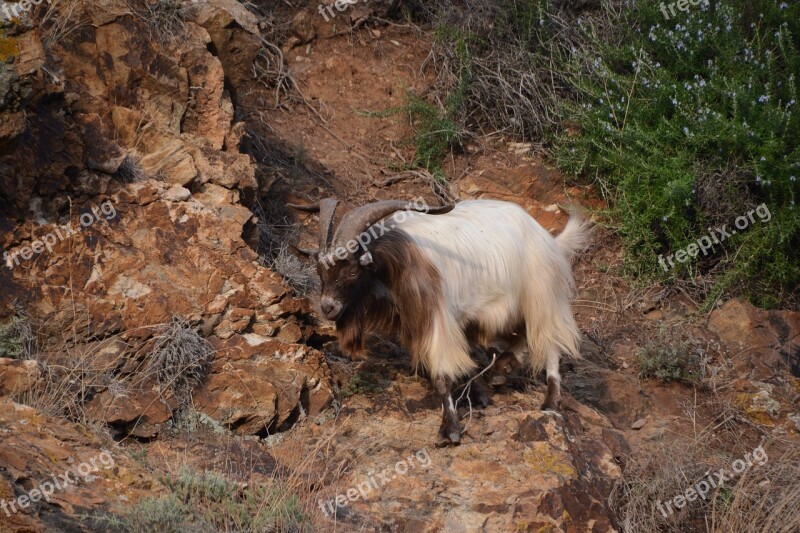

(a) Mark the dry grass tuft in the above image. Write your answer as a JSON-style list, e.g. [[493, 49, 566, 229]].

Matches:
[[113, 153, 148, 183], [252, 197, 318, 296], [611, 416, 799, 533], [145, 317, 214, 407], [710, 446, 800, 532], [0, 304, 34, 359], [127, 0, 188, 45], [422, 0, 626, 144], [40, 0, 90, 48]]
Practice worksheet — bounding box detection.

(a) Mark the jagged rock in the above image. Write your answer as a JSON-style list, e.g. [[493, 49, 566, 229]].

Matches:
[[0, 358, 39, 396], [189, 143, 256, 191], [0, 398, 158, 530], [301, 379, 622, 531], [290, 9, 316, 44], [160, 184, 192, 202], [187, 0, 262, 91], [182, 48, 234, 150], [0, 25, 45, 166], [86, 387, 173, 439], [3, 162, 331, 436], [709, 298, 800, 379], [194, 335, 332, 435]]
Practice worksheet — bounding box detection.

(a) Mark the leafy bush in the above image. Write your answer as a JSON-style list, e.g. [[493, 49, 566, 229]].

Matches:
[[115, 467, 308, 532], [402, 91, 463, 181], [339, 371, 384, 399], [554, 0, 800, 307], [636, 327, 705, 384]]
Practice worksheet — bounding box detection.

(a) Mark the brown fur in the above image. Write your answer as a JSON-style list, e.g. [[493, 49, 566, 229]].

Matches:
[[324, 230, 442, 368]]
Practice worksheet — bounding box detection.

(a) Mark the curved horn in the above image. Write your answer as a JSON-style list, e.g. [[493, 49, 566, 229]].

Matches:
[[287, 202, 320, 213], [331, 200, 454, 251], [318, 198, 339, 250]]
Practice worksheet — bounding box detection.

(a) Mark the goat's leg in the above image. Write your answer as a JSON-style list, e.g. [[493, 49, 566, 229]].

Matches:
[[540, 347, 561, 411], [467, 374, 491, 408], [466, 347, 491, 407], [434, 375, 462, 446]]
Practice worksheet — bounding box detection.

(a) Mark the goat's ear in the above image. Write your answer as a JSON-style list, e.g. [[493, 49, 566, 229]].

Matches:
[[359, 251, 374, 267], [288, 243, 318, 260]]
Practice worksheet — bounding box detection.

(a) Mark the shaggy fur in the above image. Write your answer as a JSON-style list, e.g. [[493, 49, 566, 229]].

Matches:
[[389, 200, 588, 389], [316, 198, 590, 442]]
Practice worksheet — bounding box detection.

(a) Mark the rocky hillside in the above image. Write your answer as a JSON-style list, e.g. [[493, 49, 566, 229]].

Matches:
[[0, 1, 798, 532]]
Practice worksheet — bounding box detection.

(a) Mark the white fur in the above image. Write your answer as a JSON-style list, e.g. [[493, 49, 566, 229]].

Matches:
[[390, 199, 589, 382]]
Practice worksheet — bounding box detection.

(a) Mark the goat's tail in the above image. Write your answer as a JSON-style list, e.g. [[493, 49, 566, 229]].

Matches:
[[555, 212, 592, 259]]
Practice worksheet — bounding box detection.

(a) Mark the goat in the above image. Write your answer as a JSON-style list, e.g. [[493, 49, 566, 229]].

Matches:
[[290, 198, 590, 445]]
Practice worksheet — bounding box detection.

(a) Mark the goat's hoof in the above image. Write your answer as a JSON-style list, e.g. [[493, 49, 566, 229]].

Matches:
[[436, 426, 462, 447], [540, 400, 561, 412], [469, 391, 491, 409]]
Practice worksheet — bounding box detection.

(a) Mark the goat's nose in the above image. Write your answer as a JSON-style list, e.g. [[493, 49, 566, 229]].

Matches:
[[321, 300, 334, 315]]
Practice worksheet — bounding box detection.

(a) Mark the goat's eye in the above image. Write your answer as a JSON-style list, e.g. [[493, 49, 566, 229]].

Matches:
[[348, 271, 358, 279]]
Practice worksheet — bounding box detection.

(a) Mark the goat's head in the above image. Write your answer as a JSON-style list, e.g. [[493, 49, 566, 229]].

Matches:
[[289, 198, 454, 320]]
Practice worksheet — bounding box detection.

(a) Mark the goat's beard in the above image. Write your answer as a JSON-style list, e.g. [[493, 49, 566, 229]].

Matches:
[[334, 281, 399, 360]]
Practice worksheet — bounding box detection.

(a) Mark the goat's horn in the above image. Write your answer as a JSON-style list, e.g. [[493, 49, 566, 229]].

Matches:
[[332, 200, 454, 251], [287, 202, 320, 213], [318, 198, 339, 250]]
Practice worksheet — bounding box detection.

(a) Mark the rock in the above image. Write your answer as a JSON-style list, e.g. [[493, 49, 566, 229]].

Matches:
[[139, 139, 198, 186], [563, 358, 648, 428], [0, 358, 40, 396], [290, 10, 316, 44], [161, 184, 192, 202], [630, 417, 648, 430], [214, 307, 254, 339], [189, 143, 257, 192], [0, 27, 45, 166], [182, 48, 234, 150], [709, 299, 800, 380], [194, 335, 331, 435], [187, 0, 262, 91], [516, 415, 549, 441], [601, 428, 631, 465], [80, 113, 127, 174], [194, 182, 240, 208], [0, 398, 158, 530], [224, 121, 247, 152], [297, 389, 622, 531], [87, 387, 173, 439], [735, 381, 782, 425]]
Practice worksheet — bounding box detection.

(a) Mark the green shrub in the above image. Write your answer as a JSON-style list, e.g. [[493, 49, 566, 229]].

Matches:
[[403, 91, 463, 181], [117, 467, 308, 532], [636, 327, 704, 384], [339, 371, 384, 399], [554, 0, 800, 306]]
